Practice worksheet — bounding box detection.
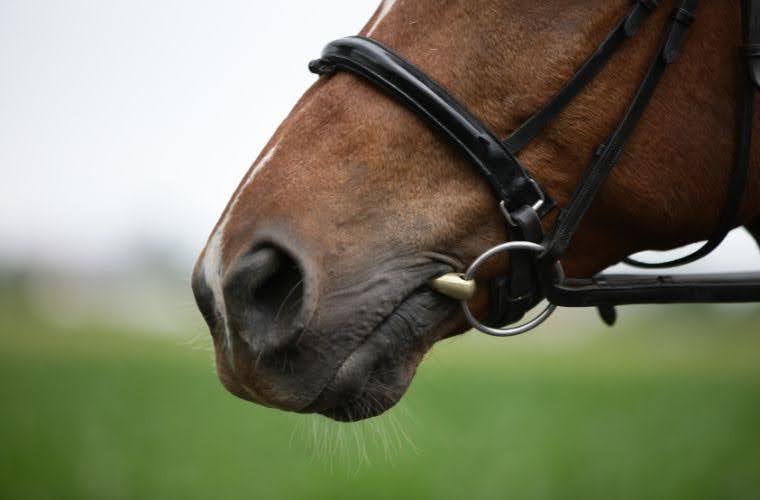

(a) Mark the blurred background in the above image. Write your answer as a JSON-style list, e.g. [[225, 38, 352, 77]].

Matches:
[[2, 1, 760, 499]]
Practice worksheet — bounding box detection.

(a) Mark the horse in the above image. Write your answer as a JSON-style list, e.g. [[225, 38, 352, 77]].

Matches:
[[192, 0, 760, 421]]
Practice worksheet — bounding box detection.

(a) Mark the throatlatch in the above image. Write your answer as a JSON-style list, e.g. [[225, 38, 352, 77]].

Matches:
[[310, 0, 760, 336]]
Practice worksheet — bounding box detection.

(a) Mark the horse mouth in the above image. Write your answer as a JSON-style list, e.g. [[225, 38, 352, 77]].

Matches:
[[304, 285, 453, 422], [201, 253, 458, 421]]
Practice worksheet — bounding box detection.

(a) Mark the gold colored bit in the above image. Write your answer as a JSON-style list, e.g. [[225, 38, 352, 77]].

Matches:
[[429, 273, 476, 301]]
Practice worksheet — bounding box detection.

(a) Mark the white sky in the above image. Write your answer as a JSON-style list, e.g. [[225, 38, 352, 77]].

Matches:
[[1, 0, 758, 275]]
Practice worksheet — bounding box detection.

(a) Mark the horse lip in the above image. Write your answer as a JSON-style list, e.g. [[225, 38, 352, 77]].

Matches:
[[301, 339, 377, 414], [300, 299, 397, 414], [302, 276, 454, 418]]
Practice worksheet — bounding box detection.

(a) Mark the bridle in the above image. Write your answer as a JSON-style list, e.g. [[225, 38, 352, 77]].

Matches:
[[309, 0, 760, 336]]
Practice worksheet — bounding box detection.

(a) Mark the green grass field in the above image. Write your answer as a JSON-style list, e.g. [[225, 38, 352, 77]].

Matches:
[[2, 291, 760, 500]]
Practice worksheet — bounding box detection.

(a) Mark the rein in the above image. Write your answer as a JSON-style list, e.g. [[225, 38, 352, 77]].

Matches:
[[309, 0, 760, 336]]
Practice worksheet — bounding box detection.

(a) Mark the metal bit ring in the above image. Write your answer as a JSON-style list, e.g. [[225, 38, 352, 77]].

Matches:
[[462, 241, 562, 337]]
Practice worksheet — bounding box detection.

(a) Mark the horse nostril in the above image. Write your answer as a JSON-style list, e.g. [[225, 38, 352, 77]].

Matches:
[[222, 244, 306, 350], [250, 248, 304, 324]]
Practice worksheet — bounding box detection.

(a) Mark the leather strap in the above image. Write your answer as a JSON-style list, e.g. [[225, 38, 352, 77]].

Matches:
[[309, 37, 554, 216], [623, 0, 755, 268], [746, 0, 760, 88], [541, 0, 700, 264], [548, 272, 760, 306], [487, 206, 544, 325], [503, 0, 658, 153]]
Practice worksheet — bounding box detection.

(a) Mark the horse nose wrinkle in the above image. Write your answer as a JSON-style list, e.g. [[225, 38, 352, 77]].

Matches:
[[222, 244, 307, 352]]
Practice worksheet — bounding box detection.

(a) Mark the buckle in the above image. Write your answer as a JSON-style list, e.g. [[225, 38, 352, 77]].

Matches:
[[499, 178, 545, 226], [672, 7, 695, 26]]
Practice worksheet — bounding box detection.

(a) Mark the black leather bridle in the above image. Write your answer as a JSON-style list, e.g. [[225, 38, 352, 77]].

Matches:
[[309, 0, 760, 335]]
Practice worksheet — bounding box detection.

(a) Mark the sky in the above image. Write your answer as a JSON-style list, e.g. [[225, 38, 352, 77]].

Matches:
[[1, 0, 758, 275]]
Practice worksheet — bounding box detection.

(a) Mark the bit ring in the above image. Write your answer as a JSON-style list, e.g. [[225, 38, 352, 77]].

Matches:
[[462, 241, 562, 337]]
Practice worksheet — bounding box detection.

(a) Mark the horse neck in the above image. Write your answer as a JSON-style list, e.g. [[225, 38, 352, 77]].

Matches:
[[365, 0, 759, 276]]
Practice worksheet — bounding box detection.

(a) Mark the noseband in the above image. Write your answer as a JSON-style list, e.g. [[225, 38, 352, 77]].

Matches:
[[310, 0, 760, 336]]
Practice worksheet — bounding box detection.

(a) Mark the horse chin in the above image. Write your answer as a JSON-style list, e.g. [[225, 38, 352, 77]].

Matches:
[[304, 289, 452, 422]]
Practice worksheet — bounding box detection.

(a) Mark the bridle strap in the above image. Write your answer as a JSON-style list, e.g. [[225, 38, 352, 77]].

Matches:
[[549, 272, 760, 307], [309, 37, 553, 216], [622, 0, 757, 268], [541, 0, 700, 263], [748, 0, 760, 88], [504, 0, 658, 154], [487, 206, 545, 326], [542, 0, 760, 310]]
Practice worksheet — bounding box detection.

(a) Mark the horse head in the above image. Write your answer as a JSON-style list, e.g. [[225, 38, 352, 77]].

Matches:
[[192, 0, 760, 421]]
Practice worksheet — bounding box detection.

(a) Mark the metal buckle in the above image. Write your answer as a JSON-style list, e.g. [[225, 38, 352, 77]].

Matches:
[[499, 178, 545, 226], [460, 241, 562, 337]]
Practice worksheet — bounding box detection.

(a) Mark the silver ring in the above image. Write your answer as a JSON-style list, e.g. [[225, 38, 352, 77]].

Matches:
[[461, 241, 562, 337]]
